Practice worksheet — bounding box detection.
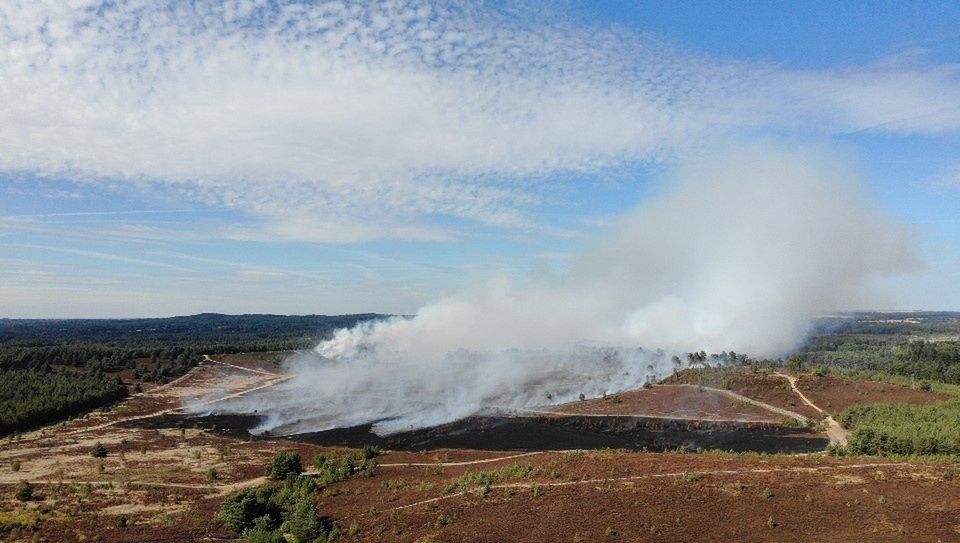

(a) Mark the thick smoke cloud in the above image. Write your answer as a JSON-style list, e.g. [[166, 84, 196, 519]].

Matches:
[[192, 142, 917, 435]]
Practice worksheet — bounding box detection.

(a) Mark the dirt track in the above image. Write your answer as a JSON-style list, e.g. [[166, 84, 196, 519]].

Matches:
[[775, 372, 848, 446]]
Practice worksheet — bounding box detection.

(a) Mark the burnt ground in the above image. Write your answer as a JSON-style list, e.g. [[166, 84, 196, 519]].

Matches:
[[134, 411, 828, 454], [0, 357, 957, 542]]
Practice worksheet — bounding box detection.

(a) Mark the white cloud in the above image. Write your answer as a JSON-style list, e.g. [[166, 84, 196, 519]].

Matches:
[[1, 1, 959, 242]]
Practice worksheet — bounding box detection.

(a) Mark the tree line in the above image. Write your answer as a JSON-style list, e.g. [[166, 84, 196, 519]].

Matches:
[[0, 369, 126, 436], [0, 313, 385, 436], [800, 340, 960, 385]]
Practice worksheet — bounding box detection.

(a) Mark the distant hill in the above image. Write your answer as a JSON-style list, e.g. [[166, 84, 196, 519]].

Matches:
[[0, 313, 390, 347], [810, 311, 960, 338]]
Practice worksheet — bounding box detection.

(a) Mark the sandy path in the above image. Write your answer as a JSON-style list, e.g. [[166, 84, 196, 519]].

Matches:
[[683, 384, 809, 423], [201, 354, 279, 376], [379, 451, 544, 468], [774, 373, 848, 446]]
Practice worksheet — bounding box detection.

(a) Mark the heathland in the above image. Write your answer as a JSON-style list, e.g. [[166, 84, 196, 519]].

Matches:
[[0, 311, 958, 542]]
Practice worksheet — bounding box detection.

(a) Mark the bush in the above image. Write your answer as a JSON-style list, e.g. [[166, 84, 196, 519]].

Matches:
[[446, 464, 536, 493], [265, 451, 302, 480], [0, 511, 39, 531], [312, 450, 378, 485], [90, 442, 108, 458], [360, 444, 382, 460], [14, 480, 33, 501]]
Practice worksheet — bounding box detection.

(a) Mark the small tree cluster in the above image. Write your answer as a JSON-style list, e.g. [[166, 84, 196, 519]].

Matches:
[[265, 451, 303, 480], [218, 474, 335, 542]]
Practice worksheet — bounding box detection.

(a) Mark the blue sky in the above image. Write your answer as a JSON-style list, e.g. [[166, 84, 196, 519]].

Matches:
[[1, 0, 959, 318]]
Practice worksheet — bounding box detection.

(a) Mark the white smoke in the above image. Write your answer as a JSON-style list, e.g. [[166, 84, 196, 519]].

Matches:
[[193, 142, 918, 435]]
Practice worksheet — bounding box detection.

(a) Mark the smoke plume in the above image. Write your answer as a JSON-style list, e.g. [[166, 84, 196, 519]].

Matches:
[[192, 142, 917, 435]]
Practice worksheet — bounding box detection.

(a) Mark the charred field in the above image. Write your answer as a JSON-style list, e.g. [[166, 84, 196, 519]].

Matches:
[[136, 411, 829, 455]]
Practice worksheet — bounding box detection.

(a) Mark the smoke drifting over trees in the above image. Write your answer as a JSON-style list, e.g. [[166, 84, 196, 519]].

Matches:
[[193, 142, 918, 435]]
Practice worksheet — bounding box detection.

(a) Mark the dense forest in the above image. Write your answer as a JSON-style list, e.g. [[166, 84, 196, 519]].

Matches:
[[800, 340, 960, 384], [837, 400, 960, 457], [799, 312, 960, 384], [0, 370, 126, 436], [0, 313, 386, 436]]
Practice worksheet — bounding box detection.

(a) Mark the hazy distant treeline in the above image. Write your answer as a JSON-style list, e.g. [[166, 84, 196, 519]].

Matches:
[[0, 312, 386, 345], [801, 340, 960, 385]]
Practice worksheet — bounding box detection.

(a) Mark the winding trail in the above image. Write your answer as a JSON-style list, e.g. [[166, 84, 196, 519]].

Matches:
[[774, 372, 848, 446], [678, 383, 809, 423]]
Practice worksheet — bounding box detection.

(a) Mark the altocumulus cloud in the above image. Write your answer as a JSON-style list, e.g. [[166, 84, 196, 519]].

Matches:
[[2, 1, 960, 242]]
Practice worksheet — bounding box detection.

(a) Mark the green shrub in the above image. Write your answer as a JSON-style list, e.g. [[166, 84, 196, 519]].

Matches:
[[446, 464, 536, 493], [90, 441, 108, 458], [265, 451, 302, 480], [14, 480, 33, 502], [360, 444, 382, 459], [0, 511, 39, 531], [312, 450, 378, 485]]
